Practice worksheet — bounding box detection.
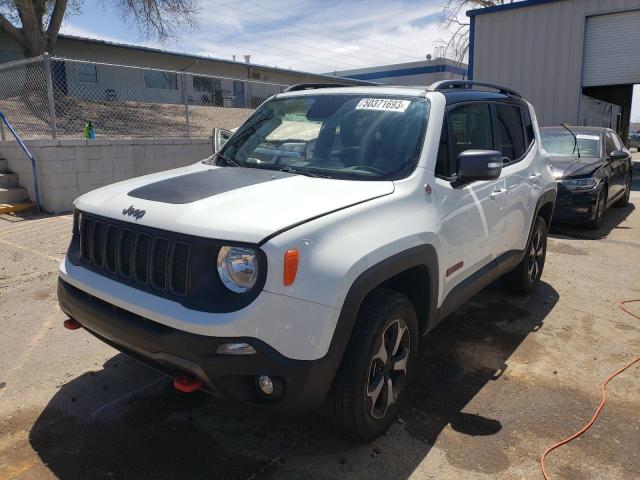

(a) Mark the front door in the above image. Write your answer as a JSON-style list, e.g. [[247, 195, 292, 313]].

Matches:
[[603, 131, 624, 200], [435, 102, 506, 300]]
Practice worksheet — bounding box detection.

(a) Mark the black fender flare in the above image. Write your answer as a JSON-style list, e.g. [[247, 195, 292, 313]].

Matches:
[[311, 244, 439, 402], [529, 188, 557, 240]]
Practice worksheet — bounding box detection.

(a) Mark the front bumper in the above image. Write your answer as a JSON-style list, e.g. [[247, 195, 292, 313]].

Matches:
[[552, 184, 598, 222], [58, 278, 337, 413]]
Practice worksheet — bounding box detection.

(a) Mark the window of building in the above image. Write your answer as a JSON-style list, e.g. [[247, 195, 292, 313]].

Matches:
[[143, 70, 178, 90], [77, 63, 97, 83], [193, 75, 214, 92], [494, 103, 526, 163]]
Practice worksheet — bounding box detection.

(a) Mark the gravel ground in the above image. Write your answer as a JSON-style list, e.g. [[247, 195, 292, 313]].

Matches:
[[0, 157, 639, 479]]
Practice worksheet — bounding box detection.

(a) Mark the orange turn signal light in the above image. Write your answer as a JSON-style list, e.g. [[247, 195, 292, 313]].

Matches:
[[283, 249, 299, 286]]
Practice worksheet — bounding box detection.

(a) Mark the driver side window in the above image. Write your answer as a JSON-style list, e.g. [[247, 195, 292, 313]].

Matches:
[[604, 133, 616, 157], [436, 103, 493, 177]]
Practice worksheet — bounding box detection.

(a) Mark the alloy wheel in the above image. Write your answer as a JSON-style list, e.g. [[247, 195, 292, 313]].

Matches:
[[366, 318, 410, 420], [527, 229, 545, 283]]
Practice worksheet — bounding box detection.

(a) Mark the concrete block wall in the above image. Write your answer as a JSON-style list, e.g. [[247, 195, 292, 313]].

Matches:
[[0, 138, 213, 213]]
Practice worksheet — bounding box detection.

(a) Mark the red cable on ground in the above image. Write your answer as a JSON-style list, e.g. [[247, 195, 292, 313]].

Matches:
[[540, 299, 640, 480]]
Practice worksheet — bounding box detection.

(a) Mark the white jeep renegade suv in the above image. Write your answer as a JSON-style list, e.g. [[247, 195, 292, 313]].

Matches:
[[58, 81, 556, 441]]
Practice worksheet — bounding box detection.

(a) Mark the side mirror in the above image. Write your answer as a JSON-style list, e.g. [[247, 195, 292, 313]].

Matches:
[[453, 150, 503, 187], [609, 149, 627, 161], [213, 127, 233, 152]]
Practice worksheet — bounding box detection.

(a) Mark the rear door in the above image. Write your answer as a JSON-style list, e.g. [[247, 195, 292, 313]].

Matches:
[[493, 102, 537, 254], [434, 102, 506, 299]]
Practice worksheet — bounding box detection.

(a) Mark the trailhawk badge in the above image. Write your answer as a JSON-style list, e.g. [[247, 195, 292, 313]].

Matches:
[[122, 205, 146, 220]]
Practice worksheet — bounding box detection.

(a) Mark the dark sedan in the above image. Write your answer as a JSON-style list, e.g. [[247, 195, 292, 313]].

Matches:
[[540, 126, 633, 229]]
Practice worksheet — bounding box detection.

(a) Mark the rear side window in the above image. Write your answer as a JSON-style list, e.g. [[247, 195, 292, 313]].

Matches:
[[494, 104, 526, 163], [521, 106, 535, 146]]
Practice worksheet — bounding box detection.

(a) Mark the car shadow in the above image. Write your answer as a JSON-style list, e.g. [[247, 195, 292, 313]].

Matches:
[[28, 281, 558, 479], [549, 203, 635, 240]]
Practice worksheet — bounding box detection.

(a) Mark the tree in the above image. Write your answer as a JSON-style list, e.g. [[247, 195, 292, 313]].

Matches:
[[0, 0, 199, 58], [440, 0, 513, 64]]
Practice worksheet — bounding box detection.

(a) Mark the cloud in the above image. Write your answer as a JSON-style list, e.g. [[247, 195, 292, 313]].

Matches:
[[60, 0, 455, 74], [59, 24, 125, 45]]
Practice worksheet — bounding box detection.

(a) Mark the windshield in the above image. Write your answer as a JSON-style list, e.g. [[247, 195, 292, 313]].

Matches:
[[540, 129, 601, 157], [214, 94, 429, 180]]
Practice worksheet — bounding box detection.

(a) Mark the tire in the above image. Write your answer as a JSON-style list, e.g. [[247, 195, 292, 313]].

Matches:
[[324, 288, 419, 442], [614, 172, 632, 207], [502, 216, 547, 295], [587, 186, 607, 230]]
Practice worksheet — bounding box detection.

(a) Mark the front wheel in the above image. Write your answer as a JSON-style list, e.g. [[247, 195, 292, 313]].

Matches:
[[587, 187, 607, 230], [324, 288, 418, 442], [502, 216, 547, 294]]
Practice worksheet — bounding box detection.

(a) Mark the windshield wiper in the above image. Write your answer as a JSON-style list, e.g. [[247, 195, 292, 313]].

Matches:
[[561, 123, 581, 158], [279, 166, 333, 179], [215, 152, 242, 167]]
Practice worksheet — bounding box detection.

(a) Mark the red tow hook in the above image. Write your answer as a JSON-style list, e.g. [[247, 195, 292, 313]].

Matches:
[[63, 319, 82, 330], [173, 375, 203, 393]]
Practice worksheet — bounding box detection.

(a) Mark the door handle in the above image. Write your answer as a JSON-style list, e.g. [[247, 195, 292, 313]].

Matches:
[[490, 188, 508, 199], [528, 172, 541, 182]]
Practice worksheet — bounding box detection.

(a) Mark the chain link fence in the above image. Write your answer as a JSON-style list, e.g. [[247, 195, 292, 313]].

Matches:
[[0, 54, 289, 140]]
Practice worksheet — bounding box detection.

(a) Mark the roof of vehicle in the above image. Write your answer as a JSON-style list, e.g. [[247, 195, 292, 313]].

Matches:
[[277, 84, 526, 106]]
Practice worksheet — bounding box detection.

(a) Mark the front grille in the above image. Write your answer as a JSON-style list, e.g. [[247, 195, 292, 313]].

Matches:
[[79, 216, 191, 296]]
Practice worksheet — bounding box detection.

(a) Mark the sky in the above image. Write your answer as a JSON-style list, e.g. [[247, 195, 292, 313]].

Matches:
[[58, 0, 640, 122], [59, 0, 450, 74]]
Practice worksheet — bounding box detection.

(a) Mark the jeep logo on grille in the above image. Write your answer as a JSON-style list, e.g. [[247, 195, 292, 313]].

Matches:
[[122, 205, 146, 220]]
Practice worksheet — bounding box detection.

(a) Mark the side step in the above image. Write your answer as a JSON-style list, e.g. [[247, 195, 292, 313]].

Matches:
[[0, 187, 29, 204]]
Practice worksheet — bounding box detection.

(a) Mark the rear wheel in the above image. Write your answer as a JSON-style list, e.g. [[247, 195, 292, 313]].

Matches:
[[324, 288, 418, 442], [502, 216, 547, 294], [587, 186, 607, 230]]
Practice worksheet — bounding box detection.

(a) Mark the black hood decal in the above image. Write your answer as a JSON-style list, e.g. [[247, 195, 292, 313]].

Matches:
[[128, 167, 294, 204]]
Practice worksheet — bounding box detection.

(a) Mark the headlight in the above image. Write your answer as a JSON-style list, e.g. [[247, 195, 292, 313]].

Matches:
[[560, 178, 599, 191], [217, 246, 259, 293]]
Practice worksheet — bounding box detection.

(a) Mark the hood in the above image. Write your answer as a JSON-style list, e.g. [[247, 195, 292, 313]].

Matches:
[[548, 155, 606, 179], [75, 163, 394, 244]]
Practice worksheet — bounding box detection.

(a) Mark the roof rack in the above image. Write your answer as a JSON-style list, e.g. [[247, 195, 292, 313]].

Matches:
[[429, 80, 521, 98], [284, 83, 353, 92]]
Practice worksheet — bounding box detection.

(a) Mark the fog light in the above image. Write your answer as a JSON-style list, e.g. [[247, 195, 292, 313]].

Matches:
[[258, 375, 274, 395], [216, 343, 257, 355]]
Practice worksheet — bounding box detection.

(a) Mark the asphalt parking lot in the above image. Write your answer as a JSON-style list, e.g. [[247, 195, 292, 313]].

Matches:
[[1, 157, 639, 480]]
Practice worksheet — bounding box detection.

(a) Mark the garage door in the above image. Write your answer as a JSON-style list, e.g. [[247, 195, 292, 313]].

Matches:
[[582, 10, 640, 87]]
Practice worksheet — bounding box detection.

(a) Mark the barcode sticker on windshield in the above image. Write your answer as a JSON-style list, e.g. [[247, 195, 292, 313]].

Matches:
[[576, 134, 600, 141], [355, 98, 410, 112]]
